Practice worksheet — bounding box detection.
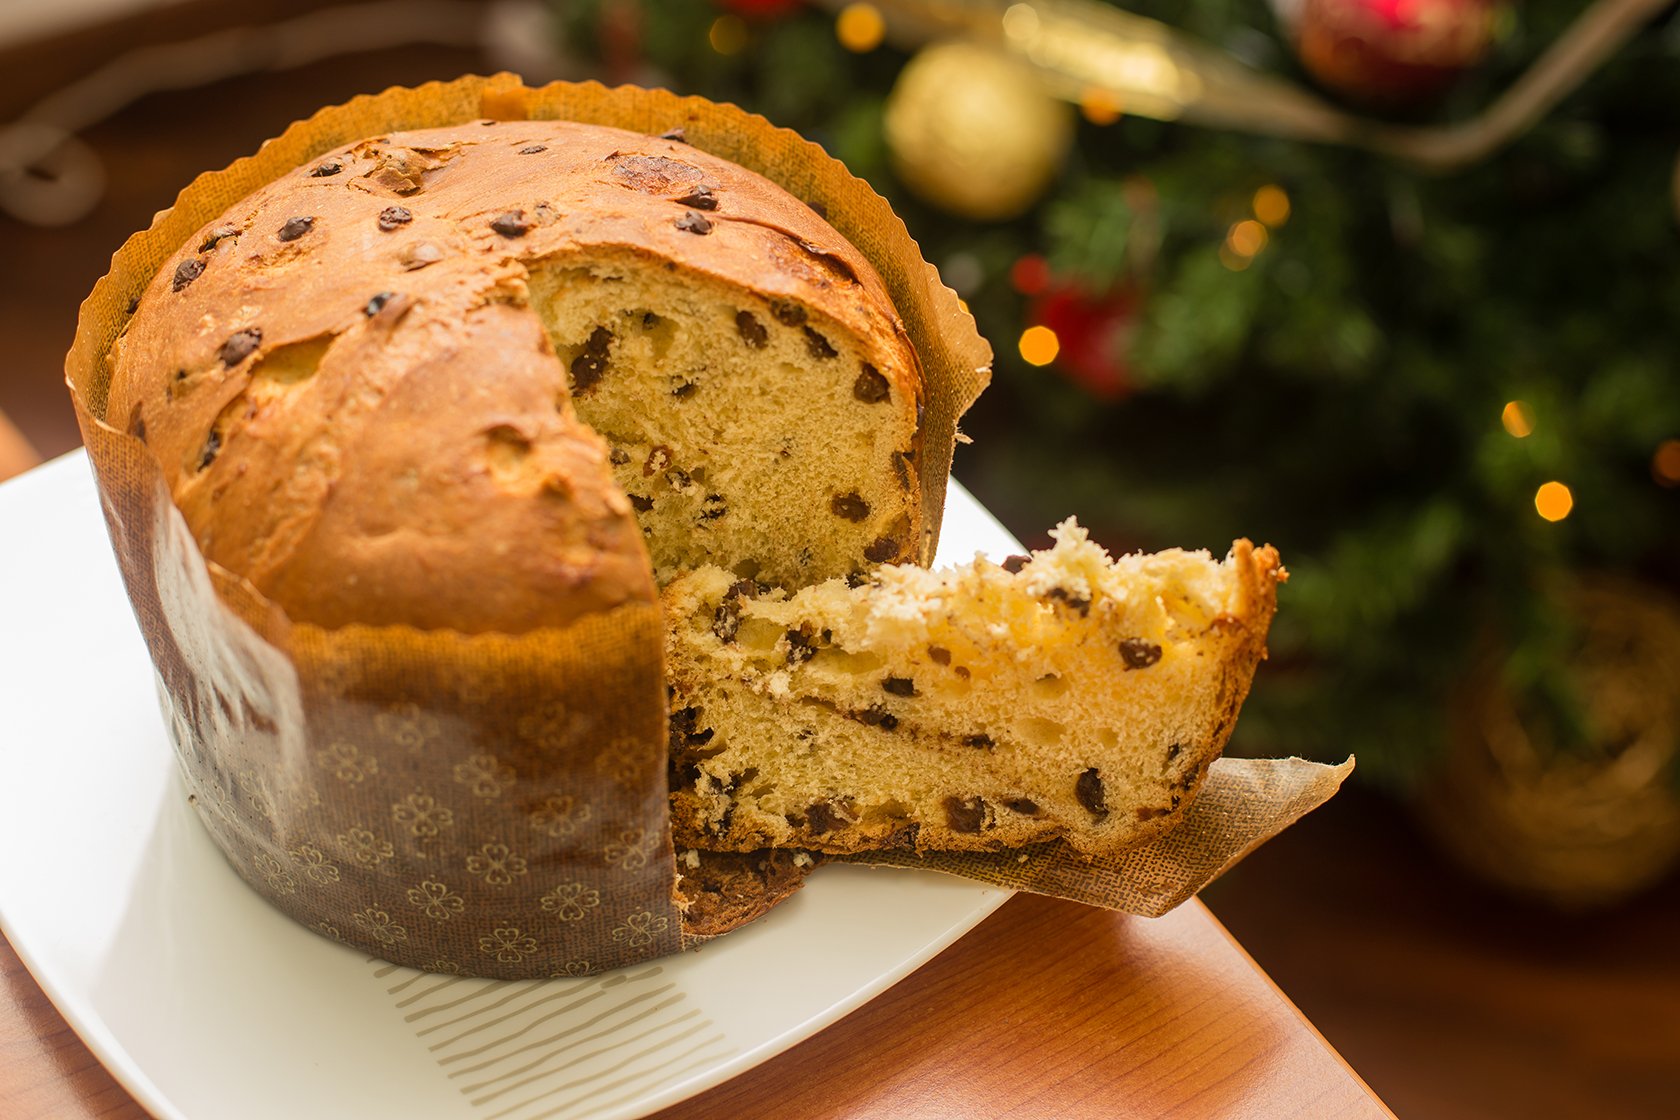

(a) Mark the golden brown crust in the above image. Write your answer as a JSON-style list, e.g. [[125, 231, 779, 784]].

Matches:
[[108, 119, 923, 632], [674, 848, 818, 939]]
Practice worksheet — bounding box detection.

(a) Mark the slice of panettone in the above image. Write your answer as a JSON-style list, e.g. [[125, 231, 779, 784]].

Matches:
[[664, 520, 1284, 858]]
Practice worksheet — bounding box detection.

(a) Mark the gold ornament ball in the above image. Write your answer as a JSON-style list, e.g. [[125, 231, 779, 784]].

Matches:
[[884, 43, 1073, 222]]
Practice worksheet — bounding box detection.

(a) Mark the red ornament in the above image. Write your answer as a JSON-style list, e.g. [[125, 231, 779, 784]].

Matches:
[[716, 0, 803, 18], [1293, 0, 1498, 105], [1030, 285, 1138, 402]]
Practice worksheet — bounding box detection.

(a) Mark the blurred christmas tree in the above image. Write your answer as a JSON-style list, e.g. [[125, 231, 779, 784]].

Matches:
[[549, 0, 1680, 830]]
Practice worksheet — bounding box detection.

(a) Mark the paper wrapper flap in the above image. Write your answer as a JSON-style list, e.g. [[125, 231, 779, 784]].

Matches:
[[840, 757, 1355, 917]]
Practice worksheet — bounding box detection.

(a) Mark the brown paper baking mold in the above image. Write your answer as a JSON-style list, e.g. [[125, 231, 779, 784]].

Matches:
[[66, 74, 1347, 977]]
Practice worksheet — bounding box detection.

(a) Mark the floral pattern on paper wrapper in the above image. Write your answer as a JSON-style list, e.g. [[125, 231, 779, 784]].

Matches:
[[466, 843, 529, 886]]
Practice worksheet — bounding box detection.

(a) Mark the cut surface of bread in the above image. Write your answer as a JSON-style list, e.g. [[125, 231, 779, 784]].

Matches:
[[664, 521, 1284, 857]]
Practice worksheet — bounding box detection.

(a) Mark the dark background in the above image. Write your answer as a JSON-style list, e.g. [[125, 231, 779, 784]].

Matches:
[[1, 3, 1676, 1116]]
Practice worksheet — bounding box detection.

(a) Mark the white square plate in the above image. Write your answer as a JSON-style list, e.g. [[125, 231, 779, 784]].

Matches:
[[0, 453, 1014, 1120]]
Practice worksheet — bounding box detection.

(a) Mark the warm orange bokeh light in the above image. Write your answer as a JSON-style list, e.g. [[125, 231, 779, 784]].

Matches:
[[1226, 219, 1268, 257], [836, 3, 885, 52], [1252, 185, 1291, 227], [1019, 325, 1060, 366], [1535, 481, 1573, 522], [708, 15, 747, 55], [1653, 439, 1680, 487], [1501, 400, 1534, 438], [1080, 86, 1123, 126]]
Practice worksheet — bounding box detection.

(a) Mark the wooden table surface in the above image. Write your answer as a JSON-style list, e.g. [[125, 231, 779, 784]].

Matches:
[[2, 891, 1390, 1119]]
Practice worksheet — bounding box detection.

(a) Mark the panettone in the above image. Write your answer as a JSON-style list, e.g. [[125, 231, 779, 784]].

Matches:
[[664, 521, 1281, 856]]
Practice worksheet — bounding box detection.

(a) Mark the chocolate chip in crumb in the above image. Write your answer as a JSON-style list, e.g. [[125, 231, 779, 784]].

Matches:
[[863, 536, 898, 564], [700, 494, 728, 521], [928, 646, 952, 666], [1076, 768, 1110, 822], [882, 676, 917, 697], [1120, 638, 1163, 670], [675, 186, 717, 211], [277, 216, 315, 242], [857, 706, 898, 730], [943, 796, 987, 834], [570, 326, 614, 391], [785, 629, 817, 664], [364, 291, 397, 317], [218, 328, 262, 367], [1004, 798, 1041, 817], [310, 159, 343, 177], [805, 800, 849, 835], [672, 380, 698, 399], [659, 127, 688, 143], [675, 210, 713, 235], [518, 144, 547, 155], [171, 258, 205, 292], [196, 427, 222, 470], [377, 206, 412, 231], [964, 734, 994, 749], [1047, 587, 1092, 616], [643, 445, 672, 476], [609, 447, 630, 466], [770, 300, 807, 327], [830, 492, 871, 522], [1002, 554, 1031, 574], [490, 210, 531, 238], [802, 326, 837, 359], [628, 494, 653, 512], [845, 571, 869, 589], [853, 364, 890, 403], [735, 310, 768, 348]]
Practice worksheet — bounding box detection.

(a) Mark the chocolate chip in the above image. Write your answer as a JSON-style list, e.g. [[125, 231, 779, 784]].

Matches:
[[1076, 768, 1110, 822], [845, 571, 869, 588], [700, 495, 728, 521], [518, 144, 547, 155], [668, 706, 701, 752], [943, 796, 987, 834], [857, 706, 899, 730], [672, 381, 698, 399], [864, 536, 898, 564], [675, 186, 717, 210], [642, 311, 660, 329], [628, 494, 653, 512], [610, 447, 630, 465], [853, 364, 890, 403], [1047, 587, 1091, 616], [964, 734, 994, 749], [199, 224, 239, 252], [675, 210, 713, 235], [309, 159, 343, 177], [659, 127, 687, 143], [377, 206, 412, 231], [399, 241, 443, 270], [570, 326, 613, 391], [171, 258, 205, 292], [218, 328, 262, 367], [1120, 638, 1163, 670], [882, 676, 917, 697], [196, 427, 222, 470], [770, 300, 806, 327], [785, 628, 817, 665], [830, 492, 871, 522], [643, 445, 672, 476], [1002, 555, 1031, 574], [806, 799, 850, 835], [711, 579, 760, 643], [364, 291, 396, 317], [490, 210, 531, 238], [736, 310, 768, 348], [928, 646, 952, 666], [277, 216, 315, 242], [802, 327, 837, 359], [1004, 798, 1041, 816]]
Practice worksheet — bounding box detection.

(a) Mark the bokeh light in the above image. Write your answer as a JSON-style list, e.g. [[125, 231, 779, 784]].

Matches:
[[1501, 400, 1534, 438], [1252, 185, 1291, 227], [836, 3, 885, 53], [1080, 86, 1122, 126], [708, 15, 748, 56], [1535, 481, 1573, 522], [1653, 438, 1680, 487], [1019, 325, 1060, 366]]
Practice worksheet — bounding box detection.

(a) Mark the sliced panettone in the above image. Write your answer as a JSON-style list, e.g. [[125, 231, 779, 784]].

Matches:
[[664, 521, 1284, 857]]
